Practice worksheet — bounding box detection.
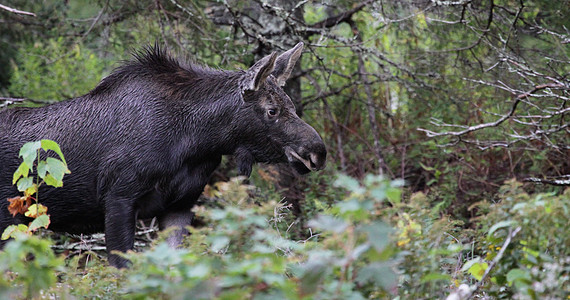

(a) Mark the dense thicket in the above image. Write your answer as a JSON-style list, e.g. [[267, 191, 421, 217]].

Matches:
[[0, 0, 568, 298]]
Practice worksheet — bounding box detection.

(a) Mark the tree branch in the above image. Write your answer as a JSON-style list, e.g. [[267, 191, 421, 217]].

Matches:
[[417, 83, 566, 137], [0, 3, 36, 16]]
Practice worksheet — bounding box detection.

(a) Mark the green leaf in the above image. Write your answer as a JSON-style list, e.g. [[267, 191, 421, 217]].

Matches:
[[386, 187, 401, 204], [43, 174, 62, 187], [467, 262, 488, 281], [41, 139, 67, 164], [506, 268, 531, 286], [17, 177, 34, 192], [12, 162, 31, 185], [488, 220, 516, 237], [187, 264, 211, 279], [420, 272, 452, 283], [461, 258, 482, 272], [19, 141, 41, 166], [355, 262, 398, 293], [307, 215, 349, 234], [44, 157, 70, 182], [25, 184, 38, 197], [358, 221, 392, 252], [28, 214, 51, 232], [210, 236, 230, 252], [419, 162, 436, 171], [335, 199, 363, 214], [37, 160, 48, 178], [334, 174, 365, 194], [298, 261, 330, 296], [1, 224, 29, 240]]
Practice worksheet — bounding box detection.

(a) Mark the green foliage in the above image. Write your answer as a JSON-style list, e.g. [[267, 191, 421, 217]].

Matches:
[[3, 139, 70, 240], [467, 180, 570, 298], [8, 38, 105, 101], [122, 175, 400, 299], [1, 1, 568, 298], [0, 234, 64, 298]]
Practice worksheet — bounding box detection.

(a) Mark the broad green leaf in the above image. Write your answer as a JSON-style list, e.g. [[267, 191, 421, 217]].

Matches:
[[210, 236, 230, 252], [298, 261, 330, 297], [43, 173, 62, 187], [12, 162, 31, 184], [386, 187, 402, 204], [355, 262, 398, 293], [334, 174, 365, 194], [28, 214, 51, 232], [467, 262, 488, 281], [506, 268, 531, 286], [370, 186, 386, 201], [19, 141, 41, 166], [1, 224, 29, 240], [187, 264, 211, 279], [335, 198, 362, 213], [461, 258, 481, 272], [41, 139, 67, 164], [358, 221, 392, 252], [16, 177, 34, 192], [307, 215, 349, 234], [390, 179, 406, 188], [45, 157, 70, 182], [37, 160, 48, 178]]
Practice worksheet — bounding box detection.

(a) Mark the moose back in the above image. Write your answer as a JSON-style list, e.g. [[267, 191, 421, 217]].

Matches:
[[0, 43, 326, 267]]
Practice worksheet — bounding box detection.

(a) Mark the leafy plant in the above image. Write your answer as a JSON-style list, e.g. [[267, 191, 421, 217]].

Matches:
[[2, 139, 70, 240], [0, 139, 69, 298]]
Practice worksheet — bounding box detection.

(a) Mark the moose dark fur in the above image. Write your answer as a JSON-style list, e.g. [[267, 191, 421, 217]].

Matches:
[[0, 42, 326, 268]]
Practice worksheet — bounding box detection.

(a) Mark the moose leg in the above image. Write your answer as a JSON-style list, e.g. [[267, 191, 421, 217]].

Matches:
[[158, 209, 194, 248], [104, 198, 137, 268]]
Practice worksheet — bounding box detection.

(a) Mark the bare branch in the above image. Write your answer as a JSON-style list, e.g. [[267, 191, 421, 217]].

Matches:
[[0, 3, 36, 16], [308, 0, 374, 30], [524, 175, 570, 186], [452, 226, 522, 299], [417, 83, 566, 137], [1, 97, 58, 108]]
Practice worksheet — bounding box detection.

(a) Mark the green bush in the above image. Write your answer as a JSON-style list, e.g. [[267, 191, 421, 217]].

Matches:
[[8, 38, 105, 101], [1, 171, 567, 299], [467, 180, 570, 299], [122, 175, 401, 299]]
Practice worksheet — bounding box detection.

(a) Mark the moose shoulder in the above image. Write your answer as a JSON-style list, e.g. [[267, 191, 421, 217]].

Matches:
[[0, 42, 326, 268]]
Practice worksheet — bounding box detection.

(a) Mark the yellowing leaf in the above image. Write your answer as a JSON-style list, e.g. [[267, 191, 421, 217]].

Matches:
[[468, 262, 488, 281], [28, 214, 50, 232], [25, 204, 48, 218]]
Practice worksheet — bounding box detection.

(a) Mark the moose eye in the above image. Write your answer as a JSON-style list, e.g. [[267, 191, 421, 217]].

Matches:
[[267, 108, 278, 117]]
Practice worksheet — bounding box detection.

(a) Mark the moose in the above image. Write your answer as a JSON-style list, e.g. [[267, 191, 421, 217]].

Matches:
[[0, 42, 326, 268]]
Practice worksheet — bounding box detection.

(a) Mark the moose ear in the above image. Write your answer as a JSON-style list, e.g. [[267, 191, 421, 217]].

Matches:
[[242, 52, 278, 91], [272, 42, 304, 87]]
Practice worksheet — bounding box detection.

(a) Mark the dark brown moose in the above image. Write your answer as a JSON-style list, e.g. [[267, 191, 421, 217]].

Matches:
[[0, 42, 326, 268]]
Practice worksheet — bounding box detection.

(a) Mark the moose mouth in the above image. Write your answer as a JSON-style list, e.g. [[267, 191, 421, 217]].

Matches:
[[284, 146, 320, 174]]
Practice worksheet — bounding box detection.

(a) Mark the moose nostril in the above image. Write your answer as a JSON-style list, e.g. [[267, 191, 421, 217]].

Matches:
[[309, 152, 324, 170]]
